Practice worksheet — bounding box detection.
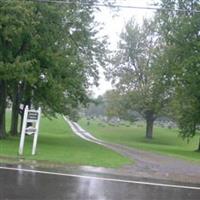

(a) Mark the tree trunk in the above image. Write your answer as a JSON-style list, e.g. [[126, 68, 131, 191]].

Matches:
[[19, 98, 31, 133], [10, 84, 20, 136], [0, 80, 6, 139], [197, 137, 200, 152], [145, 111, 155, 139], [19, 110, 24, 134], [19, 104, 26, 133]]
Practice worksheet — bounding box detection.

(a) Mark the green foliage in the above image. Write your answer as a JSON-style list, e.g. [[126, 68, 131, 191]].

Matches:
[[107, 17, 170, 138], [0, 0, 108, 136], [67, 107, 80, 122], [84, 95, 106, 118], [104, 90, 138, 122], [104, 90, 123, 119], [157, 0, 200, 139], [109, 18, 168, 118]]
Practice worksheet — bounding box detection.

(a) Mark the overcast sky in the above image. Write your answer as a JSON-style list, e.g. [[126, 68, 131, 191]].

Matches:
[[91, 0, 155, 97]]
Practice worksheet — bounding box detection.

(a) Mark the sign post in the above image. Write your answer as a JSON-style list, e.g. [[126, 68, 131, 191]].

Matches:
[[19, 106, 41, 156]]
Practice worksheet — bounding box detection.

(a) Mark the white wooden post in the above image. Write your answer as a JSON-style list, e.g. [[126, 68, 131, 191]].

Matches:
[[32, 107, 41, 155], [19, 106, 41, 156], [19, 106, 29, 155]]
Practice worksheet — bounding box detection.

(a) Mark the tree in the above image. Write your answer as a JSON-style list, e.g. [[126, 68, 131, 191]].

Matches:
[[157, 0, 200, 149], [108, 18, 169, 139], [84, 96, 106, 118], [0, 0, 36, 137], [104, 90, 123, 120], [0, 80, 6, 138], [0, 0, 108, 138], [104, 90, 139, 122]]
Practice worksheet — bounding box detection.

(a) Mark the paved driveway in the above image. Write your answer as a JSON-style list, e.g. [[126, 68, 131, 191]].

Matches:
[[65, 118, 200, 184]]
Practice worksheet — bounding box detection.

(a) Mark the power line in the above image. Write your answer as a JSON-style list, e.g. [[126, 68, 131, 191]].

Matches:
[[34, 0, 200, 13], [3, 0, 200, 13]]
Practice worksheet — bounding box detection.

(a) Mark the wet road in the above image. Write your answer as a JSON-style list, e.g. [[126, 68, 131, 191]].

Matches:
[[1, 166, 200, 200]]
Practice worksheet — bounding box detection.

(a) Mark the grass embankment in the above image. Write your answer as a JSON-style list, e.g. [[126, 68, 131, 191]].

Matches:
[[79, 118, 200, 162], [0, 115, 131, 168]]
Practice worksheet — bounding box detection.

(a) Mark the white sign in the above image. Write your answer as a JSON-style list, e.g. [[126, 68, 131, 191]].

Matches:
[[19, 106, 41, 156]]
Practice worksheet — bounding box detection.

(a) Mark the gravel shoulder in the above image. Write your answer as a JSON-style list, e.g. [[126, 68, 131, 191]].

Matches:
[[66, 119, 200, 184]]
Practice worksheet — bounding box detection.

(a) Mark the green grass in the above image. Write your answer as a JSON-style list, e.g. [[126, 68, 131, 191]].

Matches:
[[79, 118, 200, 162], [0, 115, 131, 168]]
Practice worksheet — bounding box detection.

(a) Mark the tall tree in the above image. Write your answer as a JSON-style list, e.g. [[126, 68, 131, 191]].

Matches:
[[108, 18, 169, 139], [157, 0, 200, 149], [0, 0, 36, 137], [0, 0, 107, 137]]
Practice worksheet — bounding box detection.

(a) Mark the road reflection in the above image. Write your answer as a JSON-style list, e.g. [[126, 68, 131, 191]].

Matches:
[[1, 167, 200, 200]]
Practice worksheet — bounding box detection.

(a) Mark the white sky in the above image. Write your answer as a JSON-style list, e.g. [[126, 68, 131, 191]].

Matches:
[[91, 0, 155, 97]]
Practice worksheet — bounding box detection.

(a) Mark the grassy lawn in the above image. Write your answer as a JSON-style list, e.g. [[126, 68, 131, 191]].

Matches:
[[79, 118, 200, 162], [0, 115, 131, 168]]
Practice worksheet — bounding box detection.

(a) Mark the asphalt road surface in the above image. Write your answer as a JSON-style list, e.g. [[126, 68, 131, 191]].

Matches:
[[1, 165, 200, 200]]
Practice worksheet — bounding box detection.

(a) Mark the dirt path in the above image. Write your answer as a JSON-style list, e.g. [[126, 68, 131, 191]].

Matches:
[[65, 117, 200, 183]]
